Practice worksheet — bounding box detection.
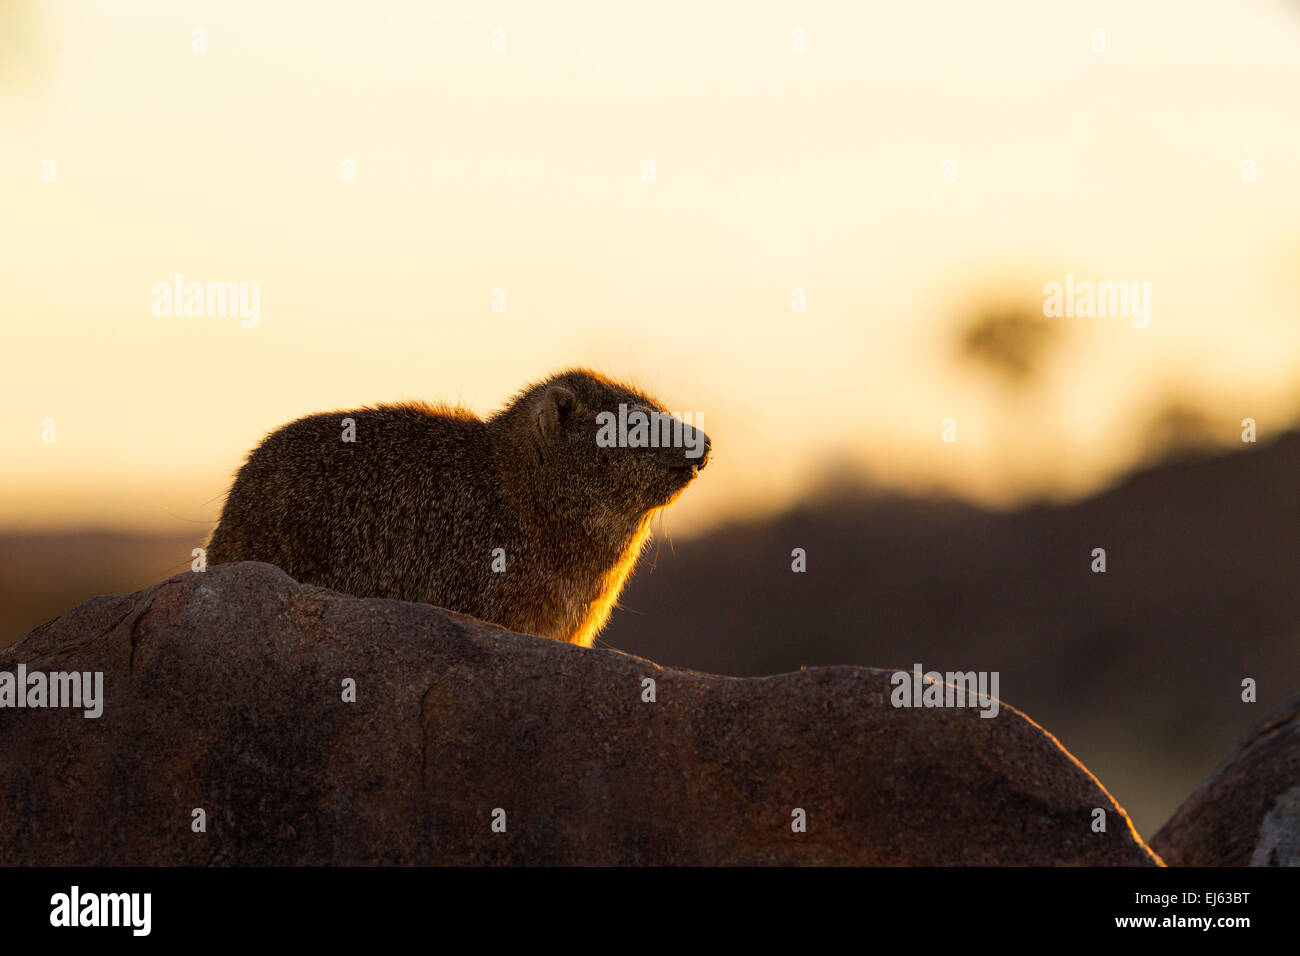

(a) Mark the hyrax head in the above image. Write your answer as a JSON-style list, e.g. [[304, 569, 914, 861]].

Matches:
[[522, 369, 710, 517]]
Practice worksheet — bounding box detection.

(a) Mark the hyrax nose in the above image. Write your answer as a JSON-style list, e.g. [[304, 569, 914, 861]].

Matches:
[[688, 430, 711, 470]]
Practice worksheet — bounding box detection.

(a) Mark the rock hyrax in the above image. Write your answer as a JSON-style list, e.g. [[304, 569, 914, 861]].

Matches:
[[206, 368, 710, 646]]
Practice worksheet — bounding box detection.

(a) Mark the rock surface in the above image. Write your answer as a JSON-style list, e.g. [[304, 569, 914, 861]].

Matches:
[[1152, 693, 1300, 866], [0, 562, 1159, 865]]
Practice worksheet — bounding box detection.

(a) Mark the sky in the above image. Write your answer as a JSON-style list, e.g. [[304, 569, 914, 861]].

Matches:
[[2, 0, 1299, 534]]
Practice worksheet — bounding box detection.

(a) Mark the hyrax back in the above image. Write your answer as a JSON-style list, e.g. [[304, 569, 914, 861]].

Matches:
[[206, 369, 710, 646]]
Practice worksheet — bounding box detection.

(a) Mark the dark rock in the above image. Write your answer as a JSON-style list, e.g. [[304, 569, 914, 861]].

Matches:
[[0, 562, 1160, 865], [1153, 693, 1300, 866]]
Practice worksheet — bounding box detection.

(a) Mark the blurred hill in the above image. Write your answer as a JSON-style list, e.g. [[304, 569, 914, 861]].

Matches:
[[603, 432, 1300, 836], [0, 532, 202, 649], [3, 433, 1297, 836]]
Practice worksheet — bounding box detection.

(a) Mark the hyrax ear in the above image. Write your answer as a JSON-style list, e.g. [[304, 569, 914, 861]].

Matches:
[[536, 384, 576, 438]]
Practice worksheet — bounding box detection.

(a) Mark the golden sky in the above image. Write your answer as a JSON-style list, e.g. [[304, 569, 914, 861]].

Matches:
[[2, 0, 1299, 534]]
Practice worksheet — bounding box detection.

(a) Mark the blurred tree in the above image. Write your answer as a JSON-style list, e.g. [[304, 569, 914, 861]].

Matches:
[[957, 307, 1057, 387]]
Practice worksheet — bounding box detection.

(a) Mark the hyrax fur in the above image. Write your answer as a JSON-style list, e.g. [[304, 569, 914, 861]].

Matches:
[[206, 369, 710, 647]]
